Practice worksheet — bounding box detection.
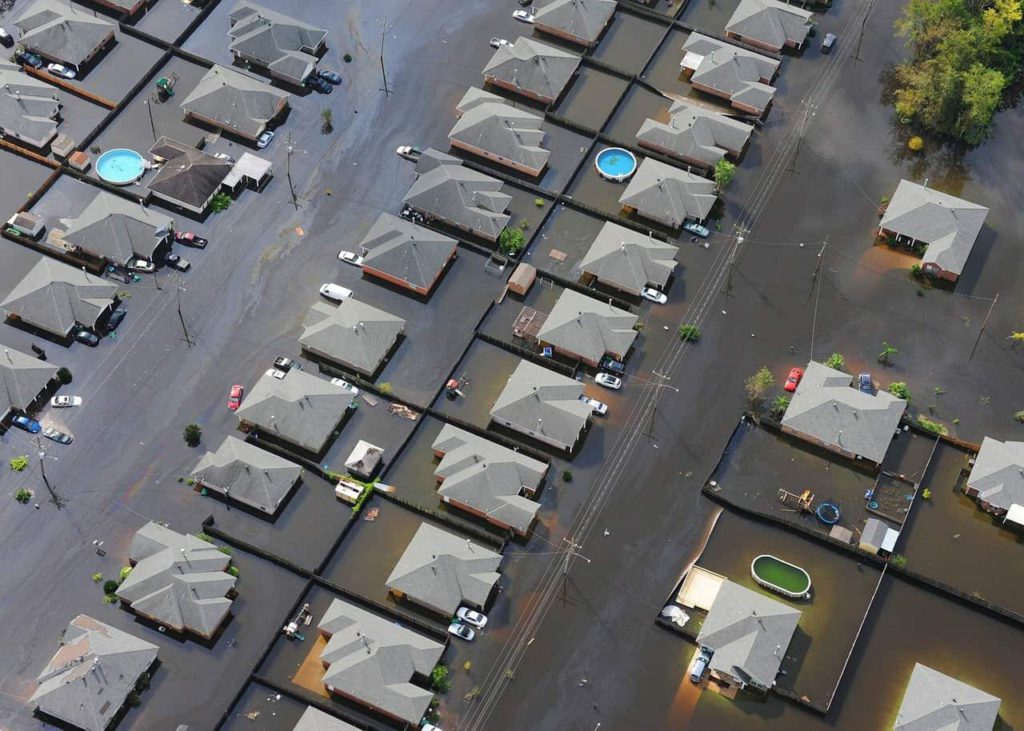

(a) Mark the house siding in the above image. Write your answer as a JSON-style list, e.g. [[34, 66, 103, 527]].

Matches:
[[535, 23, 602, 48], [779, 423, 870, 465], [485, 75, 559, 106], [449, 138, 544, 177], [491, 416, 574, 452], [362, 250, 456, 296]]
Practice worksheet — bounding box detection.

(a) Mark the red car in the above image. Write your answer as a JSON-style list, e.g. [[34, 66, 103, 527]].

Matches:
[[227, 384, 244, 410], [784, 367, 804, 392]]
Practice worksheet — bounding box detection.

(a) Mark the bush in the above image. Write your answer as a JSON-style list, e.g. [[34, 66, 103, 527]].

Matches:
[[921, 488, 932, 499], [1014, 411, 1024, 424], [196, 532, 214, 544], [890, 553, 907, 568], [823, 352, 845, 371], [745, 367, 774, 416], [562, 470, 573, 482], [350, 485, 372, 515], [498, 226, 525, 256], [183, 423, 202, 447], [343, 53, 353, 63], [907, 136, 924, 151], [534, 198, 545, 207], [103, 593, 118, 604], [430, 664, 451, 692], [210, 192, 232, 213], [102, 579, 120, 594], [770, 395, 790, 418], [227, 565, 240, 577], [678, 324, 701, 342], [888, 381, 910, 400], [916, 415, 948, 435], [92, 572, 103, 583], [878, 342, 898, 365], [9, 455, 29, 472], [378, 382, 393, 395], [119, 566, 132, 581], [57, 367, 72, 384], [14, 489, 32, 504], [217, 545, 232, 556]]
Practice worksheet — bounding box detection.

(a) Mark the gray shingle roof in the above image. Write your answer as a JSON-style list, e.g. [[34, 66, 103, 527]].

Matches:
[[228, 1, 327, 85], [318, 598, 444, 724], [14, 0, 113, 67], [31, 614, 158, 731], [433, 424, 545, 534], [534, 0, 616, 45], [299, 299, 406, 377], [62, 191, 173, 265], [697, 580, 801, 689], [450, 87, 550, 174], [1, 257, 117, 337], [403, 153, 511, 241], [726, 0, 813, 50], [235, 367, 355, 453], [180, 65, 289, 139], [386, 523, 502, 616], [0, 59, 61, 149], [578, 221, 677, 295], [293, 707, 360, 731], [490, 360, 591, 450], [894, 663, 1000, 731], [192, 435, 302, 515], [537, 288, 637, 363], [637, 99, 753, 167], [682, 34, 779, 114], [619, 158, 717, 227], [880, 180, 989, 278], [967, 436, 1024, 513], [359, 212, 458, 293], [147, 137, 233, 212], [781, 361, 907, 464], [483, 36, 581, 103], [116, 522, 235, 638], [0, 343, 57, 418]]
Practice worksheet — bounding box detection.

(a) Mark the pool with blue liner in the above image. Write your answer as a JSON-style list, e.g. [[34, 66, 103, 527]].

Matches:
[[96, 149, 146, 185], [595, 147, 637, 182]]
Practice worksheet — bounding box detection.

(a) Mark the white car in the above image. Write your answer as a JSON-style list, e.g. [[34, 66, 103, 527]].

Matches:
[[456, 607, 488, 628], [395, 145, 421, 161], [213, 152, 235, 163], [489, 37, 511, 49], [47, 63, 76, 80], [319, 283, 353, 302], [50, 395, 83, 408], [513, 9, 535, 23], [595, 372, 622, 390], [129, 259, 155, 273], [578, 395, 608, 416], [266, 368, 287, 380], [330, 377, 360, 395], [338, 250, 364, 267], [448, 622, 475, 641], [256, 130, 275, 149], [641, 287, 668, 305]]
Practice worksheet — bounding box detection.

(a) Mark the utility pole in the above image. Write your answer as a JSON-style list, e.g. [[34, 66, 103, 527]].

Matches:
[[36, 437, 66, 509], [809, 235, 828, 299], [560, 536, 590, 607], [151, 267, 161, 291], [176, 286, 193, 348], [379, 17, 392, 97], [969, 293, 998, 362], [726, 229, 744, 293], [144, 99, 157, 142], [284, 133, 303, 211], [853, 8, 869, 63]]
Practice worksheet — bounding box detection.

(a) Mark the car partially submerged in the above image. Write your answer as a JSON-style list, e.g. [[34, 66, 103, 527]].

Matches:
[[42, 426, 73, 445], [448, 621, 475, 641], [579, 395, 608, 416], [595, 372, 622, 390], [50, 395, 82, 408]]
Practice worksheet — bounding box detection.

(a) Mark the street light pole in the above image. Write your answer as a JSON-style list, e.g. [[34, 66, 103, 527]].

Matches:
[[144, 99, 157, 142]]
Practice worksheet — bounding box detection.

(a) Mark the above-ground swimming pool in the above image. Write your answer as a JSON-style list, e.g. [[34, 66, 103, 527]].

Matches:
[[751, 554, 812, 599], [595, 147, 637, 182], [96, 149, 146, 185]]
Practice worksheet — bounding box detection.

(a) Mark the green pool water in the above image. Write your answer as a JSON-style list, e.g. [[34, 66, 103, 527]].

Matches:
[[752, 555, 811, 596]]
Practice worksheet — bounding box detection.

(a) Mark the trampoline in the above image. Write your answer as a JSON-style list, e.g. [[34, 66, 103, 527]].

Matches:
[[817, 502, 840, 525]]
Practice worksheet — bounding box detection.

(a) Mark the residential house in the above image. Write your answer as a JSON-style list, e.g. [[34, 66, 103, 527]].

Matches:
[[358, 212, 458, 296], [534, 0, 616, 47], [696, 580, 801, 693], [403, 149, 511, 241], [483, 36, 581, 105], [235, 368, 355, 455], [93, 0, 147, 16], [228, 2, 328, 86], [725, 0, 813, 53], [386, 523, 503, 617], [299, 299, 406, 378], [879, 180, 989, 283], [116, 522, 236, 639], [0, 343, 59, 423], [432, 424, 547, 536], [964, 437, 1024, 521], [30, 615, 158, 731], [293, 707, 359, 731], [449, 87, 550, 176], [619, 158, 717, 228], [61, 191, 173, 266], [894, 663, 1000, 731], [192, 435, 302, 516], [180, 65, 289, 142], [14, 0, 115, 70], [780, 361, 907, 467], [147, 137, 233, 215], [1, 258, 117, 339], [490, 359, 591, 452], [221, 152, 274, 193], [637, 98, 754, 169], [578, 221, 677, 296], [536, 288, 637, 366], [317, 598, 444, 726], [681, 34, 780, 116], [0, 60, 62, 150]]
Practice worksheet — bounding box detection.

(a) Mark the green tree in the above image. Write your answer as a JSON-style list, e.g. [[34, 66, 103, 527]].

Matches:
[[823, 352, 845, 371], [57, 367, 73, 384], [678, 324, 701, 342], [770, 395, 791, 418], [321, 108, 333, 134], [430, 664, 451, 692], [713, 159, 736, 191], [183, 423, 202, 447], [745, 367, 774, 416], [888, 381, 911, 400], [9, 455, 29, 472], [14, 489, 32, 504], [498, 226, 525, 256]]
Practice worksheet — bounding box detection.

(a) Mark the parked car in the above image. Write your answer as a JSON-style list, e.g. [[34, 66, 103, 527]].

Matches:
[[399, 204, 425, 223], [128, 259, 155, 273], [227, 384, 244, 410], [175, 231, 208, 248], [319, 283, 353, 302], [266, 368, 287, 380], [273, 356, 301, 371], [165, 253, 191, 272], [784, 367, 804, 393], [683, 221, 710, 238], [395, 145, 422, 162], [821, 32, 837, 54], [456, 607, 488, 629], [330, 377, 359, 395], [338, 250, 364, 266], [595, 372, 622, 390], [304, 74, 333, 94], [0, 27, 13, 47], [42, 426, 73, 445], [489, 37, 511, 49], [641, 287, 668, 305], [858, 373, 873, 394], [512, 9, 535, 23], [256, 130, 275, 149], [50, 395, 82, 408], [690, 648, 712, 683], [598, 355, 626, 375], [104, 307, 126, 332], [447, 622, 476, 641], [579, 395, 608, 417], [212, 151, 235, 163], [16, 49, 44, 69], [518, 0, 533, 5], [73, 328, 100, 347], [47, 63, 76, 80], [12, 415, 41, 433], [317, 69, 343, 85]]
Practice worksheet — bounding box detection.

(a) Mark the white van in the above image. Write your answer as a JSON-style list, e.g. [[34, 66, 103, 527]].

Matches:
[[319, 283, 353, 302]]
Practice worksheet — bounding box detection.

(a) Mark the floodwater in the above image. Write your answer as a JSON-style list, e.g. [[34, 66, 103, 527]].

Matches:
[[221, 679, 309, 730], [554, 67, 630, 132], [605, 85, 674, 146], [523, 205, 608, 279], [681, 0, 744, 33], [591, 12, 669, 76], [432, 339, 525, 430]]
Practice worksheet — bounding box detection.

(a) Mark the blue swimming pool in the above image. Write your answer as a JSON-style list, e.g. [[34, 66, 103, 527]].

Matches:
[[595, 147, 637, 182], [96, 149, 146, 185]]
